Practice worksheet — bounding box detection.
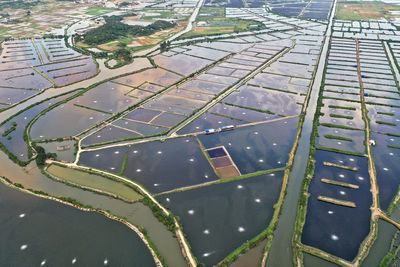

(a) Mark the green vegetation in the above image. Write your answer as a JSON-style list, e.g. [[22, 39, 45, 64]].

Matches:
[[377, 111, 395, 116], [320, 123, 360, 131], [142, 197, 176, 232], [59, 196, 93, 209], [328, 105, 356, 111], [83, 15, 176, 45], [114, 47, 132, 62], [34, 145, 57, 166], [376, 120, 397, 126], [324, 134, 353, 142], [120, 155, 128, 176], [380, 231, 400, 266], [318, 146, 365, 157], [329, 113, 354, 120], [0, 0, 39, 9], [47, 164, 142, 202], [1, 122, 17, 137], [160, 40, 171, 52]]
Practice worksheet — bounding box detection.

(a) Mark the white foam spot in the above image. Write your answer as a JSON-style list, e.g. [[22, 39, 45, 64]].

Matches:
[[188, 209, 195, 215], [339, 191, 346, 195], [40, 260, 46, 266], [383, 167, 389, 171], [133, 150, 138, 154], [166, 198, 170, 202], [203, 229, 210, 235], [20, 244, 28, 250], [95, 154, 100, 157], [114, 151, 119, 154], [259, 159, 264, 163], [136, 169, 141, 172], [358, 176, 364, 181], [349, 158, 354, 162], [328, 210, 334, 214], [238, 227, 245, 232], [237, 185, 243, 189], [157, 151, 162, 155], [72, 257, 77, 264], [246, 146, 251, 150], [189, 158, 194, 162], [339, 174, 344, 178], [331, 234, 339, 241], [255, 198, 261, 203], [104, 258, 108, 265], [19, 213, 25, 218]]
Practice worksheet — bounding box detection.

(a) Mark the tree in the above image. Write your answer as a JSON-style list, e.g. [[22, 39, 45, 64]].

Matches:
[[160, 40, 170, 52], [34, 146, 57, 166], [114, 48, 132, 62]]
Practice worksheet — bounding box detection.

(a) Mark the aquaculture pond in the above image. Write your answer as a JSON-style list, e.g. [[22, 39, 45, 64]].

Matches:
[[0, 182, 156, 266], [81, 125, 140, 147], [30, 102, 111, 141], [0, 91, 79, 162], [153, 53, 212, 76], [158, 171, 284, 266], [40, 140, 76, 162], [223, 85, 304, 116], [316, 125, 365, 155], [78, 136, 219, 193], [198, 117, 299, 174], [73, 81, 139, 113], [371, 132, 400, 211], [302, 150, 372, 261], [177, 102, 281, 135]]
